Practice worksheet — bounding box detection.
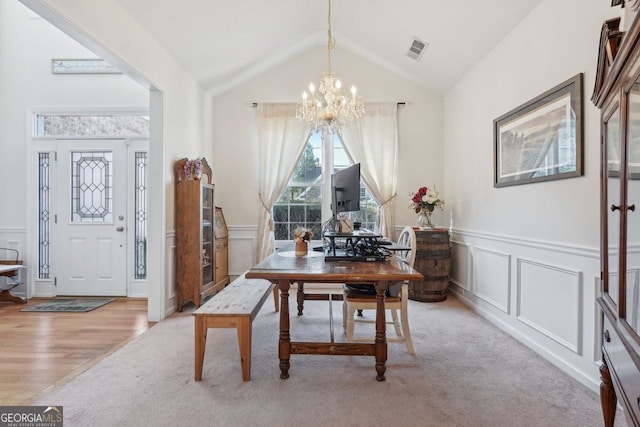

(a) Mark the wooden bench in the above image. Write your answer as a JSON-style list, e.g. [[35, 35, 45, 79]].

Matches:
[[193, 273, 273, 381]]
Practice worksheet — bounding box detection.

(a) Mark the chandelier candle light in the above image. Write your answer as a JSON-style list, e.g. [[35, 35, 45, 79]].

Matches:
[[296, 0, 365, 135]]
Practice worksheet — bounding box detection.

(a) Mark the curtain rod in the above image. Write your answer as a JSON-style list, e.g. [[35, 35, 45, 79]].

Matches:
[[251, 102, 406, 107]]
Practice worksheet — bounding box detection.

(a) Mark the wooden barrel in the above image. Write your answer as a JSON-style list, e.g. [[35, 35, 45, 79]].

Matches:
[[408, 228, 451, 302]]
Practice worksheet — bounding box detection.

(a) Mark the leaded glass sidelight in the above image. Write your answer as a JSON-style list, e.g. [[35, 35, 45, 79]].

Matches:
[[134, 152, 148, 279], [38, 153, 51, 279], [70, 151, 113, 223]]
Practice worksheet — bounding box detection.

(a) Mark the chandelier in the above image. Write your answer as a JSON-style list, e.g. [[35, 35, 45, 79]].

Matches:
[[296, 0, 365, 135]]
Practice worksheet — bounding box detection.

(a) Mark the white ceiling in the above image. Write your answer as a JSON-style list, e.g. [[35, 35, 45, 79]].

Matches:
[[114, 0, 543, 95]]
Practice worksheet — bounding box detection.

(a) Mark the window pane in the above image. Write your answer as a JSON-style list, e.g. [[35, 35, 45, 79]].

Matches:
[[35, 114, 149, 137], [134, 152, 148, 279], [70, 151, 113, 223], [38, 153, 51, 279], [274, 131, 380, 241]]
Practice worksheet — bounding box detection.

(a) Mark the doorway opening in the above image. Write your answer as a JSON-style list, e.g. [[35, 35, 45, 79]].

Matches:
[[32, 112, 149, 297]]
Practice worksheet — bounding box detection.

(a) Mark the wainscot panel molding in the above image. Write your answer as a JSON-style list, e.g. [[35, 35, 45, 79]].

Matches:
[[516, 258, 582, 354], [448, 228, 602, 392], [473, 246, 511, 313], [452, 229, 599, 259], [228, 226, 259, 276], [165, 231, 177, 317], [450, 240, 470, 292], [592, 276, 602, 364]]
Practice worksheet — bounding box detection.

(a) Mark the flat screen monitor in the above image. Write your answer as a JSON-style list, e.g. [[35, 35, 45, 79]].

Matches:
[[331, 163, 361, 217]]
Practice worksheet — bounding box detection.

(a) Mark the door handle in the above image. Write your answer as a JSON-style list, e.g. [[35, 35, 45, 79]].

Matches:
[[116, 226, 124, 232]]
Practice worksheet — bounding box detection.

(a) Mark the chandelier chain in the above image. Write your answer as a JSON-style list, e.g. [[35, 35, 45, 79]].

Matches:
[[327, 0, 334, 73], [296, 0, 365, 135]]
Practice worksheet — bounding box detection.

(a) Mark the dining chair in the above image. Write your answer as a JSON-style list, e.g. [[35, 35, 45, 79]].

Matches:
[[342, 226, 417, 355]]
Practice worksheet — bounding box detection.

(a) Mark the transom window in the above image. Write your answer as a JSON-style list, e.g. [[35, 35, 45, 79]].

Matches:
[[34, 114, 149, 137], [273, 131, 379, 241]]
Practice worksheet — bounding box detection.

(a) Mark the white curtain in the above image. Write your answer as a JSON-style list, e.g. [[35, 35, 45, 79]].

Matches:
[[256, 103, 310, 262], [340, 102, 399, 239]]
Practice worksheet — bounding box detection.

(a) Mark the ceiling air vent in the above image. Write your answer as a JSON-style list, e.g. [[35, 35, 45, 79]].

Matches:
[[407, 37, 428, 62]]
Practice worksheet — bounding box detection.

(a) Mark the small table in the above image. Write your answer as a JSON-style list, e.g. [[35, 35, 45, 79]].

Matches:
[[246, 249, 423, 381], [0, 263, 26, 305]]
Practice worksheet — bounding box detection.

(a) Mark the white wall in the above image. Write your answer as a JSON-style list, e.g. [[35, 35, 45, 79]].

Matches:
[[210, 45, 443, 273], [11, 0, 208, 320], [0, 1, 148, 224], [0, 0, 149, 298], [444, 0, 618, 391]]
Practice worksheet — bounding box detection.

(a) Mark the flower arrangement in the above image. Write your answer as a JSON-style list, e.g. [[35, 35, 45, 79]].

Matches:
[[409, 186, 445, 213], [184, 158, 203, 180], [293, 227, 313, 243]]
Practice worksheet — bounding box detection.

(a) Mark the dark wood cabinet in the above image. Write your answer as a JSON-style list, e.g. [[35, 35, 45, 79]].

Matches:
[[593, 9, 640, 427], [174, 158, 226, 310]]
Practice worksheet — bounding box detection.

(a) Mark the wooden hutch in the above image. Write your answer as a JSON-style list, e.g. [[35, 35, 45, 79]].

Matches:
[[174, 157, 229, 311], [593, 3, 640, 426]]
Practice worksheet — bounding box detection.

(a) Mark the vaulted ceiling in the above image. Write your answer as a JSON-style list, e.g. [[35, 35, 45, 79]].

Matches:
[[114, 0, 543, 95]]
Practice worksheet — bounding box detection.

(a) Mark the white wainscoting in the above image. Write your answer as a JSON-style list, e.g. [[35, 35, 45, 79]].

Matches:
[[227, 226, 259, 278], [592, 276, 603, 363], [472, 246, 511, 314], [165, 231, 177, 317], [450, 229, 601, 392], [450, 240, 470, 292], [516, 258, 582, 354]]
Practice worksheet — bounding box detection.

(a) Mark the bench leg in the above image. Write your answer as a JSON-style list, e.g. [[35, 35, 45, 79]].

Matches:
[[237, 317, 252, 381], [194, 317, 207, 381]]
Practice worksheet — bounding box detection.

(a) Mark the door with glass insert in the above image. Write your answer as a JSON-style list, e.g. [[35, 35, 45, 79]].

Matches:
[[55, 140, 127, 296]]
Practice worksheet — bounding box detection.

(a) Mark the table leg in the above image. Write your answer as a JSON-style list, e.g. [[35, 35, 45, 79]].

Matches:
[[278, 280, 291, 379], [297, 282, 305, 315], [194, 317, 206, 381], [0, 290, 26, 304], [374, 280, 388, 381]]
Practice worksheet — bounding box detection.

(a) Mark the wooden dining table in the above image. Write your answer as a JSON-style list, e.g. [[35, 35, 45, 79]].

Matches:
[[245, 248, 423, 381]]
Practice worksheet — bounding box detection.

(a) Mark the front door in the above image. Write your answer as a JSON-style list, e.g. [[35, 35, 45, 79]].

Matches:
[[55, 140, 127, 296]]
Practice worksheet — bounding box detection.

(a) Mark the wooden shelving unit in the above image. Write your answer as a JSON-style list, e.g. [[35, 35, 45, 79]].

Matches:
[[174, 157, 226, 310]]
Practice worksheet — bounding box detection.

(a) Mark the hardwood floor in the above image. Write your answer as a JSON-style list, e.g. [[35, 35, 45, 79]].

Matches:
[[0, 298, 151, 405]]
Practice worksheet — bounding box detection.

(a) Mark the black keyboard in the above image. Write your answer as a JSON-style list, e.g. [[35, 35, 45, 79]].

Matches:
[[377, 239, 393, 245]]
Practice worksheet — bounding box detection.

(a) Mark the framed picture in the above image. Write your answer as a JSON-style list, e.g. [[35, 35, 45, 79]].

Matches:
[[493, 73, 583, 188]]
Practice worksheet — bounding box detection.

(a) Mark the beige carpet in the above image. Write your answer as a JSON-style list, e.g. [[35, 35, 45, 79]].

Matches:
[[34, 293, 626, 427]]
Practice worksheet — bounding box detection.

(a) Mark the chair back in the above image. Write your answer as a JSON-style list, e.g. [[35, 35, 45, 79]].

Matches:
[[0, 248, 19, 263], [396, 226, 417, 268]]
